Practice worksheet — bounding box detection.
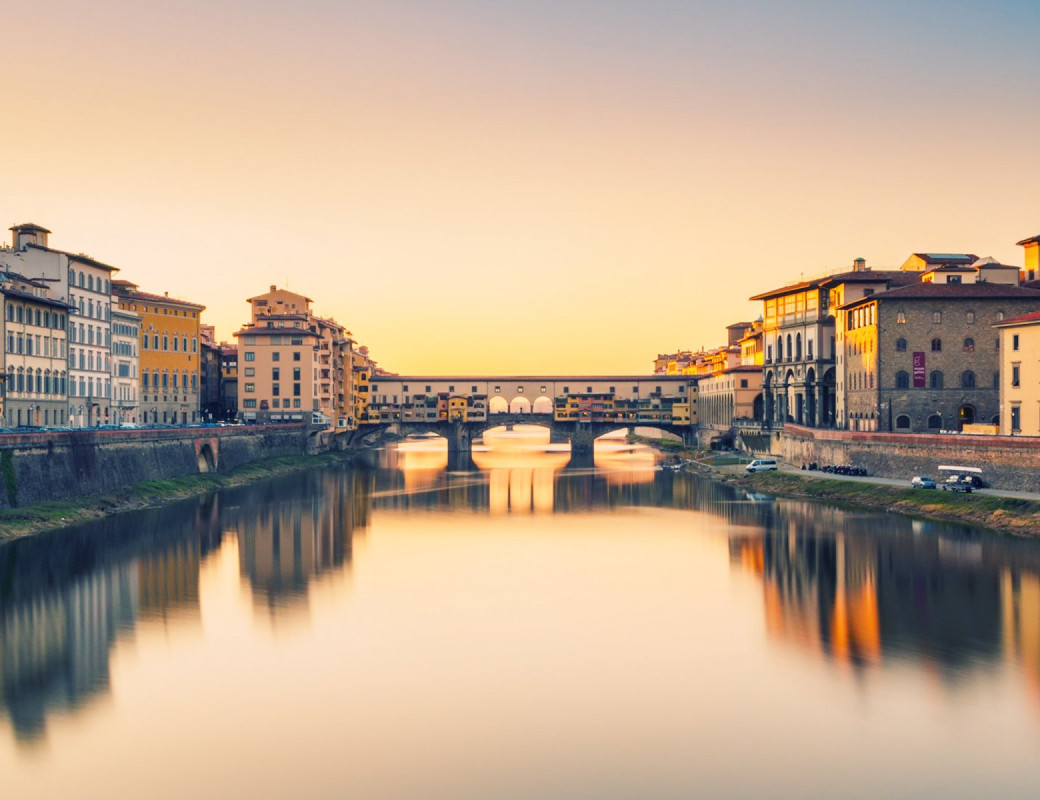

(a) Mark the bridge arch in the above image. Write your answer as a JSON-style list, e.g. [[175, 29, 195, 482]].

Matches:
[[509, 396, 532, 414], [532, 396, 553, 415], [488, 396, 508, 414]]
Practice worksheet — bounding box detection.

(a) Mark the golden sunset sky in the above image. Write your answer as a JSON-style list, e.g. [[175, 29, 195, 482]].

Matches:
[[4, 0, 1039, 373]]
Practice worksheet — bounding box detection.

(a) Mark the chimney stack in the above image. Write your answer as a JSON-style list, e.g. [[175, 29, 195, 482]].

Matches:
[[853, 257, 866, 272]]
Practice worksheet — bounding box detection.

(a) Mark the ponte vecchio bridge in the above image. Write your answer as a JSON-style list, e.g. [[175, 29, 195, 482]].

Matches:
[[359, 375, 697, 453]]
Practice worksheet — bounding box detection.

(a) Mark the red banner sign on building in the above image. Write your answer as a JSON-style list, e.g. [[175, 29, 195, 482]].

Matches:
[[912, 352, 926, 387]]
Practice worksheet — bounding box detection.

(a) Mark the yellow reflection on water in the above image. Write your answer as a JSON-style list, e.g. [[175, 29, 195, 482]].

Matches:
[[389, 426, 661, 513]]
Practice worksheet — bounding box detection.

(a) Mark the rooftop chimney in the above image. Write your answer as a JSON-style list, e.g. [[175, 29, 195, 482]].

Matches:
[[853, 257, 866, 272]]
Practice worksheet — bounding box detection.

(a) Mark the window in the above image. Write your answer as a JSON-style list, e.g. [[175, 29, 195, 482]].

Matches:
[[1013, 334, 1020, 351], [897, 312, 906, 324], [272, 352, 280, 362], [244, 383, 255, 392], [293, 351, 301, 361], [272, 383, 280, 396], [1011, 405, 1021, 432], [997, 311, 1005, 321], [244, 352, 255, 361], [962, 371, 976, 388], [928, 414, 942, 429], [272, 368, 280, 381], [293, 383, 301, 396], [1012, 364, 1021, 387], [243, 398, 257, 408], [244, 367, 255, 377], [931, 338, 942, 352], [930, 371, 943, 389], [895, 414, 911, 429], [896, 338, 907, 352], [964, 338, 975, 353], [293, 368, 301, 381], [933, 311, 942, 324], [896, 371, 910, 389], [966, 311, 976, 324]]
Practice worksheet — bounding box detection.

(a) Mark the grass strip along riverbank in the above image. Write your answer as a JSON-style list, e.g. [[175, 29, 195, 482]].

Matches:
[[718, 468, 1040, 537], [0, 451, 361, 542]]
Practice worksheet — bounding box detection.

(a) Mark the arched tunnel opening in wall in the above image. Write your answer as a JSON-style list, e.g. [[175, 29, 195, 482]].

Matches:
[[197, 442, 216, 473]]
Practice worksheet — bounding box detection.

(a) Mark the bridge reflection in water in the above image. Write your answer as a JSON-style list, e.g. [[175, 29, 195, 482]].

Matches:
[[381, 426, 658, 513]]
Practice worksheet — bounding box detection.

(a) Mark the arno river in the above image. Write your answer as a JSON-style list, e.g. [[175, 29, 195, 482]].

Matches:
[[2, 428, 1040, 799]]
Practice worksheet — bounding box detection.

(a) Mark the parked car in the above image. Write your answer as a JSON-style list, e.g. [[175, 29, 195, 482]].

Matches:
[[942, 475, 974, 493], [911, 476, 936, 489], [745, 458, 778, 473]]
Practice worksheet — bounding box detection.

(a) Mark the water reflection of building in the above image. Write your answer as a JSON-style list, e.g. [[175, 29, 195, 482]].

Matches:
[[1001, 568, 1040, 703], [728, 499, 1017, 673], [230, 468, 371, 612], [0, 493, 225, 742], [0, 565, 138, 741]]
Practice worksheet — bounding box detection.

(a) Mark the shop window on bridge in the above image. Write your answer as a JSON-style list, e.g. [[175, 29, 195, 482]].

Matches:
[[896, 414, 911, 429]]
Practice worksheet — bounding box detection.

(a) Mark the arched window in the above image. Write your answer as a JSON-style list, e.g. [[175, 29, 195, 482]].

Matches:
[[928, 414, 942, 429], [896, 415, 911, 429], [964, 338, 974, 352], [896, 338, 907, 352], [996, 311, 1005, 321], [897, 311, 906, 324], [786, 334, 793, 361], [962, 371, 976, 388], [966, 311, 976, 324], [931, 338, 942, 352], [777, 338, 783, 362], [795, 333, 802, 361], [930, 370, 944, 389]]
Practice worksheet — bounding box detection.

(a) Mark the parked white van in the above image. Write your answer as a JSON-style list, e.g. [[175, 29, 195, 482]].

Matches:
[[746, 458, 778, 473]]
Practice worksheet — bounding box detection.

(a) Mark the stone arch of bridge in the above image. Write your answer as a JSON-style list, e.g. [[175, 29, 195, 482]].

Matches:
[[508, 396, 532, 414]]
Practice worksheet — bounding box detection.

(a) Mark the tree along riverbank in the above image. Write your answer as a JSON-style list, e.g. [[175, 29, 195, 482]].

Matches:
[[0, 450, 364, 542], [711, 465, 1040, 537]]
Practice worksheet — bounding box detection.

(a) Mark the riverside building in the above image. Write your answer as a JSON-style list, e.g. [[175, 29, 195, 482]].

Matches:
[[0, 223, 117, 427], [113, 280, 204, 425], [0, 270, 71, 427]]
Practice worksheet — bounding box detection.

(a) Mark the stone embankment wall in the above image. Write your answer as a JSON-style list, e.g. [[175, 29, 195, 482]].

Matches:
[[0, 425, 313, 510], [776, 424, 1040, 492]]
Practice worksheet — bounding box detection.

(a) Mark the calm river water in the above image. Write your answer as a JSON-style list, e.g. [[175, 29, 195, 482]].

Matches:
[[2, 430, 1040, 799]]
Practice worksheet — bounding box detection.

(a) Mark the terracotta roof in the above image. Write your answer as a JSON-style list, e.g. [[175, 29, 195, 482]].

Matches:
[[751, 268, 918, 301], [9, 223, 51, 234], [841, 281, 1040, 310], [113, 284, 205, 310], [23, 243, 120, 272], [994, 310, 1040, 328], [910, 253, 979, 265], [0, 285, 74, 309], [818, 269, 918, 287], [234, 326, 319, 338]]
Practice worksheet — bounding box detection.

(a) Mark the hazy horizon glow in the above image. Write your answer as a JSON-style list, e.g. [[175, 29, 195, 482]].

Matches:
[[5, 0, 1040, 373]]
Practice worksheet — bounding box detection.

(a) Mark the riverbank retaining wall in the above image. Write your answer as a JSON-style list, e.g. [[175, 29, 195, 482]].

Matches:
[[0, 425, 314, 510], [777, 424, 1040, 492]]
